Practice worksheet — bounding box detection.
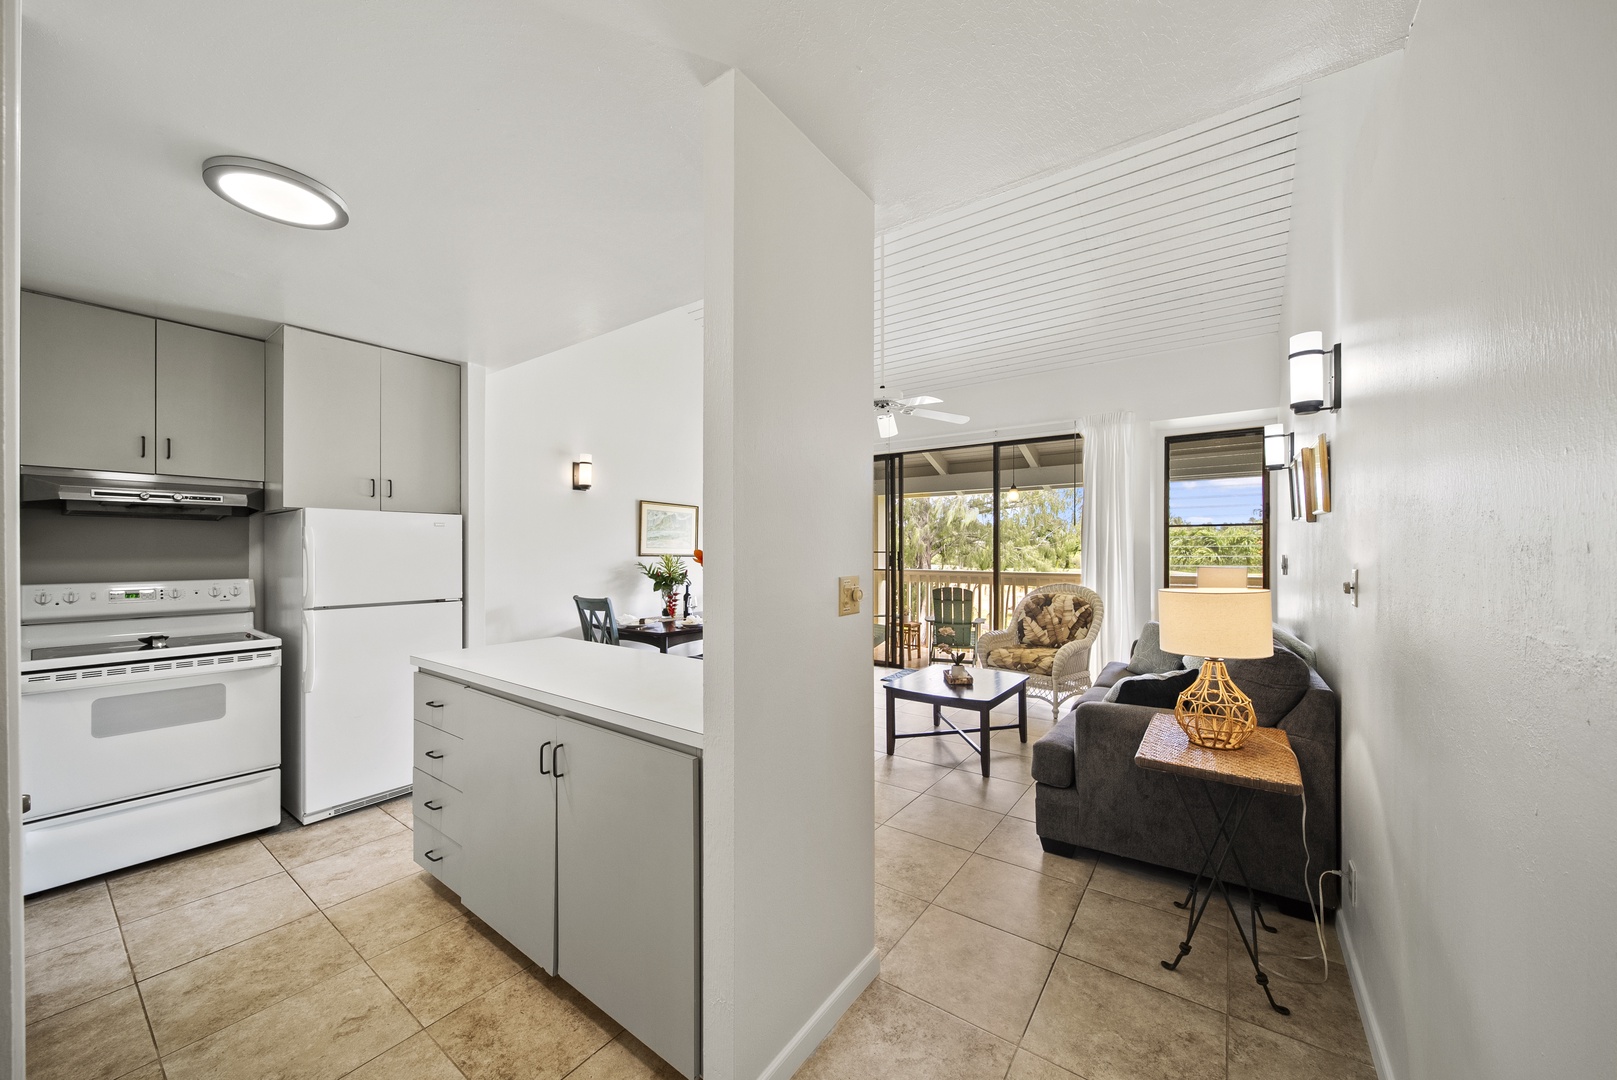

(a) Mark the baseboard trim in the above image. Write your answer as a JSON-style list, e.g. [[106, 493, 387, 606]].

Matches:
[[1337, 914, 1396, 1080], [754, 947, 880, 1080]]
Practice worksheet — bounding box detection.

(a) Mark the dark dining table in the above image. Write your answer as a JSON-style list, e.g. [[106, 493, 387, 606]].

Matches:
[[617, 619, 704, 653]]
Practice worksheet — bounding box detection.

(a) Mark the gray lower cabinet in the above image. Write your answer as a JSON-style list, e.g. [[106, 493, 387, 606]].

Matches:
[[554, 716, 700, 1080], [412, 673, 700, 1078]]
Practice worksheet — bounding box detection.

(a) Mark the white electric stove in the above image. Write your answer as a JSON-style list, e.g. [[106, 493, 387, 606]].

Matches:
[[20, 578, 282, 894]]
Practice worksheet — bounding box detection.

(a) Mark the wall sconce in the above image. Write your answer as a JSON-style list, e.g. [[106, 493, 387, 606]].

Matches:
[[572, 454, 593, 490], [1262, 423, 1294, 471], [1289, 332, 1341, 414]]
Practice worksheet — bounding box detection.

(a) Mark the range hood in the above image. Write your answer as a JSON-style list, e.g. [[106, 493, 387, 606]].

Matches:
[[21, 467, 265, 520]]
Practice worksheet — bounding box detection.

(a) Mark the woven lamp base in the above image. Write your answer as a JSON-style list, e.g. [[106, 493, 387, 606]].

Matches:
[[1174, 659, 1257, 750]]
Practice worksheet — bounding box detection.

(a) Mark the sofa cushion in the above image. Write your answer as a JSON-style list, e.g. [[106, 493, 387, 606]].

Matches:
[[987, 646, 1057, 676], [1125, 621, 1184, 674], [1031, 714, 1077, 788], [1093, 661, 1133, 689], [1103, 668, 1198, 709], [1271, 625, 1317, 669], [1074, 683, 1111, 707], [1224, 646, 1312, 726], [1015, 592, 1094, 648]]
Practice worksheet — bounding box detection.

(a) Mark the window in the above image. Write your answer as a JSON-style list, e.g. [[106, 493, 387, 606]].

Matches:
[[1164, 429, 1268, 588]]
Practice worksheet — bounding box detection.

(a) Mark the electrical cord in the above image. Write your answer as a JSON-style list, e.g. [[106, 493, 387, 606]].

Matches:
[[1254, 778, 1342, 986]]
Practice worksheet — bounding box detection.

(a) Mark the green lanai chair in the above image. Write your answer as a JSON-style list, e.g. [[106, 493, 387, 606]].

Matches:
[[927, 587, 986, 664]]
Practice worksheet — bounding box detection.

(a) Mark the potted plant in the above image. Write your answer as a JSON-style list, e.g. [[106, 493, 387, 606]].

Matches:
[[639, 554, 690, 620]]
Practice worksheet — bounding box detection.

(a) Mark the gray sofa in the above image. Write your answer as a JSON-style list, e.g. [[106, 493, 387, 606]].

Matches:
[[1030, 627, 1340, 908]]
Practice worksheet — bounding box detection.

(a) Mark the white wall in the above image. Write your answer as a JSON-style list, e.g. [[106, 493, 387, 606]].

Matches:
[[703, 71, 876, 1080], [0, 0, 21, 1067], [481, 306, 703, 648], [1275, 6, 1616, 1077], [878, 334, 1285, 653]]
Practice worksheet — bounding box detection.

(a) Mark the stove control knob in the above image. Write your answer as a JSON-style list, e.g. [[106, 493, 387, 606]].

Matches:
[[209, 584, 222, 598], [230, 584, 242, 597], [32, 590, 49, 606], [64, 591, 79, 604]]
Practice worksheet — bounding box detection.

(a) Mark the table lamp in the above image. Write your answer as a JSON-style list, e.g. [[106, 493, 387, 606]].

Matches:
[[1157, 587, 1273, 749]]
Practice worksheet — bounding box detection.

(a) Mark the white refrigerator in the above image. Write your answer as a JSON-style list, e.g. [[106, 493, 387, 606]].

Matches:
[[265, 509, 463, 823]]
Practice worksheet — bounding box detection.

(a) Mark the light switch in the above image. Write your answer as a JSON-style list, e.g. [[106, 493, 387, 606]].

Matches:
[[838, 575, 864, 616]]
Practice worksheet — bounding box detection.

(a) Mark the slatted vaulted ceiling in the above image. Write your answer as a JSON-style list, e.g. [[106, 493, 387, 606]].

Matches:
[[875, 95, 1299, 394]]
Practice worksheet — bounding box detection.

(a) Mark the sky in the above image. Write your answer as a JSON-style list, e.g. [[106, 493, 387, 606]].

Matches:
[[1168, 477, 1264, 524]]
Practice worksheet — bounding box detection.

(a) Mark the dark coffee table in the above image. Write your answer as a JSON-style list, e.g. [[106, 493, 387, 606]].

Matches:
[[882, 666, 1030, 777]]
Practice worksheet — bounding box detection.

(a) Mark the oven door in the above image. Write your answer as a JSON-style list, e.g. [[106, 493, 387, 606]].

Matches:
[[21, 659, 281, 821]]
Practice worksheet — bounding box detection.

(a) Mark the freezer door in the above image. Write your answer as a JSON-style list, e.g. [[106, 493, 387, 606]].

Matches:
[[302, 508, 463, 608], [294, 601, 463, 820]]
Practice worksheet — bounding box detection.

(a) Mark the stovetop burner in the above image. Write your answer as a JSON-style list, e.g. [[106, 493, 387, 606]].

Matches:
[[29, 631, 268, 662]]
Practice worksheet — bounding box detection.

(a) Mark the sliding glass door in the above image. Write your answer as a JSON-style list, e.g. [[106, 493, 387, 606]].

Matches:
[[874, 433, 1083, 668]]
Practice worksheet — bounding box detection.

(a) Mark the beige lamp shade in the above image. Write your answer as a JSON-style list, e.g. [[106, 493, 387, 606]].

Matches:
[[1195, 566, 1250, 588], [1158, 588, 1274, 659]]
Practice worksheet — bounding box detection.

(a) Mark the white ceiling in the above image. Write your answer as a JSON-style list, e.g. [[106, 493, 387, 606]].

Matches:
[[876, 94, 1301, 394], [21, 0, 1413, 369]]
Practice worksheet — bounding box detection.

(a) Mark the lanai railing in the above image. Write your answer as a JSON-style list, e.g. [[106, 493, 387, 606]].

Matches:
[[885, 567, 1082, 638]]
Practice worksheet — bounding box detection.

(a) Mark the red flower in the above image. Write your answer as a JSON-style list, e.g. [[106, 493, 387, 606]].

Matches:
[[693, 548, 703, 566]]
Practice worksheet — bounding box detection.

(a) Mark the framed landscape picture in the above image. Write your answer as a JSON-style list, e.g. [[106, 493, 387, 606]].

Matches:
[[638, 501, 699, 557]]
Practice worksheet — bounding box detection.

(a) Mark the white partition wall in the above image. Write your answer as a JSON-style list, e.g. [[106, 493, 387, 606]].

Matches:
[[702, 70, 877, 1080]]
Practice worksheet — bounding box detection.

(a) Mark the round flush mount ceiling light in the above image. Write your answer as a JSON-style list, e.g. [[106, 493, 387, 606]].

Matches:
[[201, 156, 349, 229]]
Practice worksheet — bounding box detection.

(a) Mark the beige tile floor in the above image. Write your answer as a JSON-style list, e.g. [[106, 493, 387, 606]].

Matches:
[[795, 672, 1377, 1079], [22, 797, 680, 1080], [23, 670, 1372, 1080]]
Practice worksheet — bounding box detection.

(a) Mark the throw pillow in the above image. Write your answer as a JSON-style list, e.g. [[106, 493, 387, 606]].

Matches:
[[986, 646, 1058, 676], [1271, 625, 1317, 669], [1125, 621, 1184, 674], [1224, 646, 1312, 726], [1103, 667, 1198, 708], [1015, 592, 1094, 648]]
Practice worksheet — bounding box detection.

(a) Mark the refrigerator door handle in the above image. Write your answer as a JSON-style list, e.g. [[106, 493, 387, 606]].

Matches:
[[302, 614, 315, 695], [302, 523, 315, 607]]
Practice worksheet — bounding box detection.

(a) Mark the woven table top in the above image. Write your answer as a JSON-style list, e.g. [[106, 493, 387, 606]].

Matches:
[[1134, 713, 1303, 796]]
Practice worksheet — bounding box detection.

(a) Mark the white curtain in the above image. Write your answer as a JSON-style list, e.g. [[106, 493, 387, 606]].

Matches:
[[1080, 411, 1139, 672]]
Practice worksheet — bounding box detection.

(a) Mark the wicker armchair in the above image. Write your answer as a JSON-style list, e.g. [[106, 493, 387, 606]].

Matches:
[[976, 584, 1103, 719]]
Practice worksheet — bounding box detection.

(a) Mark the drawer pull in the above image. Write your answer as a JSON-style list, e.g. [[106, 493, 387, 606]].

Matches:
[[424, 849, 444, 863], [425, 701, 444, 709], [425, 750, 444, 760], [423, 800, 442, 811]]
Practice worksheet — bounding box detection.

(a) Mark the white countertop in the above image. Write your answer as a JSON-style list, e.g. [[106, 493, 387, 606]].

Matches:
[[412, 637, 703, 752]]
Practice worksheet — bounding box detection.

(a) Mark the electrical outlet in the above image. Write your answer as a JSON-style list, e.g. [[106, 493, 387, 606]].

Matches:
[[1347, 860, 1358, 907], [838, 575, 864, 616]]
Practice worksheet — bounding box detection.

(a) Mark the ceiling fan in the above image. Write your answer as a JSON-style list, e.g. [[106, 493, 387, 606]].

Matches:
[[873, 235, 970, 438], [873, 393, 970, 439]]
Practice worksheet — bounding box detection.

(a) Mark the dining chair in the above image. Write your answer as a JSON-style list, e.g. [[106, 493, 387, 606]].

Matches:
[[573, 595, 620, 645]]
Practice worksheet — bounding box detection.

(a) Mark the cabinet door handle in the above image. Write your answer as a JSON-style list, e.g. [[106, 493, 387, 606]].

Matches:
[[539, 740, 552, 776], [165, 437, 172, 460], [425, 701, 444, 709], [387, 479, 394, 498], [424, 849, 444, 863], [552, 743, 566, 779], [423, 800, 442, 811], [370, 478, 377, 498], [139, 435, 147, 458], [424, 750, 444, 760]]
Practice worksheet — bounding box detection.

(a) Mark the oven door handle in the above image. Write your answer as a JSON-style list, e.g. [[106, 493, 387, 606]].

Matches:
[[302, 614, 315, 695]]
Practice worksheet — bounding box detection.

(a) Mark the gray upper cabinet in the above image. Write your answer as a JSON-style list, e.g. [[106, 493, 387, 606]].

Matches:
[[268, 327, 460, 513], [380, 349, 461, 514], [21, 292, 156, 473], [156, 321, 266, 481], [267, 326, 382, 511]]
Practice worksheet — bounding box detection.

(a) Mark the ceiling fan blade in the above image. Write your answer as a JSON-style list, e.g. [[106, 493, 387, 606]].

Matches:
[[909, 408, 970, 424], [893, 395, 942, 406]]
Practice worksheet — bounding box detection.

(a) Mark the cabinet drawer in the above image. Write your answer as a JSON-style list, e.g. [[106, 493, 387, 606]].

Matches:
[[414, 672, 467, 738], [412, 769, 464, 840], [414, 821, 463, 894], [413, 721, 464, 790]]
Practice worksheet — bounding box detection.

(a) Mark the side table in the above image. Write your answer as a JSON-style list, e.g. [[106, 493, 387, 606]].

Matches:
[[1133, 713, 1303, 1015]]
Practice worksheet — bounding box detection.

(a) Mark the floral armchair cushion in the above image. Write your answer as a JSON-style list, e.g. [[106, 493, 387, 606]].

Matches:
[[986, 646, 1058, 676], [1014, 591, 1094, 649]]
